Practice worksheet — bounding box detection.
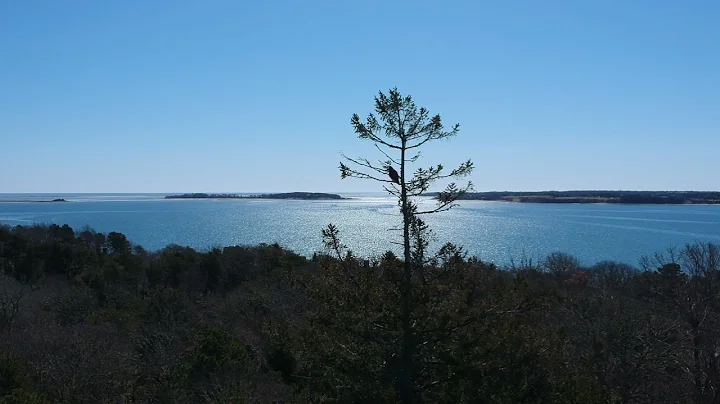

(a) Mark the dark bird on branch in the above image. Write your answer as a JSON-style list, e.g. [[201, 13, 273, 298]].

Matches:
[[387, 165, 400, 184]]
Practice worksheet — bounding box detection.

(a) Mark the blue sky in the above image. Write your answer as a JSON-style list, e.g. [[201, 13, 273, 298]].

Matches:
[[1, 0, 718, 193]]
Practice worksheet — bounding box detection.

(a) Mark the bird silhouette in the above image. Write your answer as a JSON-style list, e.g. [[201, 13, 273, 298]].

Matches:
[[387, 165, 400, 184]]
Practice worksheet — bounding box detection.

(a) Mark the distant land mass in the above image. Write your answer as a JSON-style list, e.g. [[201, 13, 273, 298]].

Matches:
[[423, 191, 720, 205], [165, 192, 346, 200], [0, 198, 68, 203]]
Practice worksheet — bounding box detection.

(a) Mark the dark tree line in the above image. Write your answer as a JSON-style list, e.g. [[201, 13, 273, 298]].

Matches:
[[429, 191, 720, 204], [2, 223, 719, 403]]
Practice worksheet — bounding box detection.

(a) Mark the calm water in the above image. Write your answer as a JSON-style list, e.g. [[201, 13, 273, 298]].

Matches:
[[1, 193, 719, 267]]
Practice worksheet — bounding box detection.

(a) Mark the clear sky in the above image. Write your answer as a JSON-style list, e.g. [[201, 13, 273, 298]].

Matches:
[[1, 0, 718, 193]]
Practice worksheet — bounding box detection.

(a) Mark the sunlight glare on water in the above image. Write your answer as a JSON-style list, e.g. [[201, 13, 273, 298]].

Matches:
[[1, 193, 719, 267]]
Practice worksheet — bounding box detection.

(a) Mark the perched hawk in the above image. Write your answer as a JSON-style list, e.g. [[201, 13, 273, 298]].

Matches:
[[387, 165, 400, 184]]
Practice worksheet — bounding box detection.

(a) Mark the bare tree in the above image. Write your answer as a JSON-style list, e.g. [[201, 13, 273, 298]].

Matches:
[[681, 242, 720, 278], [639, 242, 720, 402], [0, 274, 29, 333]]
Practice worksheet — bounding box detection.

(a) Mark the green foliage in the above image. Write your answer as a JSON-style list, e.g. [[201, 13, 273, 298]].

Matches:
[[0, 353, 29, 397], [341, 87, 473, 210], [181, 328, 250, 381], [266, 343, 297, 384], [0, 351, 49, 403], [46, 284, 97, 326], [155, 328, 252, 403], [0, 389, 49, 404], [107, 231, 131, 254], [142, 286, 199, 330]]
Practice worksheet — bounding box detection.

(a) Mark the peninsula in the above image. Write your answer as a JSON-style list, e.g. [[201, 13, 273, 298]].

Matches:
[[424, 191, 720, 205], [165, 192, 346, 200], [0, 198, 68, 203]]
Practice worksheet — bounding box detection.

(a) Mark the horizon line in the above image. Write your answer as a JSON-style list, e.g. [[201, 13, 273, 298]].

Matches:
[[1, 189, 719, 195]]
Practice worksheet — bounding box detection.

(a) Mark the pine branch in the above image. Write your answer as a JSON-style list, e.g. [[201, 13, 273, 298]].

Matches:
[[351, 113, 402, 150], [416, 182, 473, 215]]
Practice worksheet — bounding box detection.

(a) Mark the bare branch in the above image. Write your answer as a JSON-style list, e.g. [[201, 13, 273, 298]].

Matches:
[[415, 206, 455, 216], [341, 153, 388, 176], [0, 274, 29, 333], [375, 143, 400, 165], [382, 184, 400, 196]]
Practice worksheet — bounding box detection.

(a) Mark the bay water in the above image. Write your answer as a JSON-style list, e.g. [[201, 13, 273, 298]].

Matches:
[[1, 193, 719, 267]]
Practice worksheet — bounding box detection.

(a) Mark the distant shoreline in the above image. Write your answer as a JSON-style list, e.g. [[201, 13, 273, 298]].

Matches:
[[0, 198, 68, 203], [164, 192, 347, 201], [2, 191, 720, 205], [423, 191, 720, 205]]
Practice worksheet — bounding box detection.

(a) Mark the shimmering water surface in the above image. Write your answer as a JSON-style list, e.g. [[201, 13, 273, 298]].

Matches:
[[1, 193, 719, 266]]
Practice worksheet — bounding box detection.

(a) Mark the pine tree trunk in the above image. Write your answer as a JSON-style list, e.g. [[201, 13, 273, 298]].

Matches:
[[399, 140, 415, 404]]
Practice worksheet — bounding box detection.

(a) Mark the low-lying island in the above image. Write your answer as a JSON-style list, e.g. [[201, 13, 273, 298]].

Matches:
[[0, 198, 68, 203], [165, 192, 346, 200]]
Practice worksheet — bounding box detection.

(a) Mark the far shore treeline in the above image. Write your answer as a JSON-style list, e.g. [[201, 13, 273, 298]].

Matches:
[[424, 190, 720, 204], [162, 190, 720, 204], [3, 191, 719, 204], [164, 192, 345, 200]]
